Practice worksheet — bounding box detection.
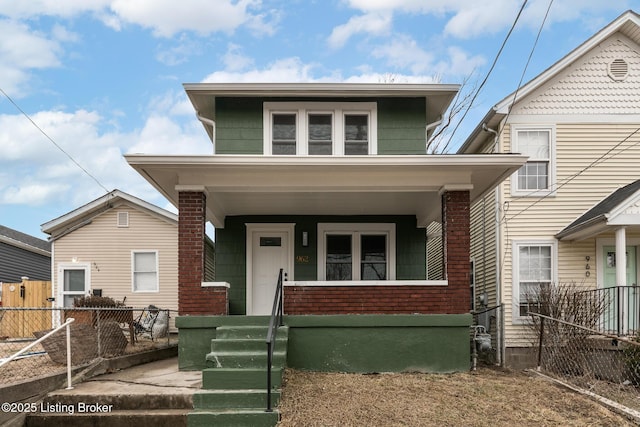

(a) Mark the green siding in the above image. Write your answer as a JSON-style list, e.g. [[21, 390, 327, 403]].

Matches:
[[377, 98, 426, 154], [214, 97, 427, 155], [215, 215, 426, 315], [215, 98, 263, 154]]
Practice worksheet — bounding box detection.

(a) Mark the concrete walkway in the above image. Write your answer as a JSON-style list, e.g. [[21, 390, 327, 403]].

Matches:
[[53, 356, 201, 397]]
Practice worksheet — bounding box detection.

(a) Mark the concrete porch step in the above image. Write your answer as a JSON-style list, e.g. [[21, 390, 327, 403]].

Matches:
[[25, 409, 190, 427], [202, 367, 283, 389], [192, 389, 280, 409], [216, 325, 289, 340], [188, 408, 279, 427], [210, 336, 288, 352], [205, 349, 287, 369]]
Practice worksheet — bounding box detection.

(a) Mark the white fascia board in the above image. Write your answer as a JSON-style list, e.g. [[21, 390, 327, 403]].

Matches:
[[41, 189, 177, 235]]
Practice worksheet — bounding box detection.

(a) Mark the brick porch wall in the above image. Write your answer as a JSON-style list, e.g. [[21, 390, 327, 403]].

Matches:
[[178, 191, 228, 315], [442, 190, 471, 314], [284, 286, 452, 314]]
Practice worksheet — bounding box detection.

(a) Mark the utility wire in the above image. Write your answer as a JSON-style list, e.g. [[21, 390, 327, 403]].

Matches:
[[497, 0, 555, 141], [0, 86, 110, 194], [446, 0, 529, 147]]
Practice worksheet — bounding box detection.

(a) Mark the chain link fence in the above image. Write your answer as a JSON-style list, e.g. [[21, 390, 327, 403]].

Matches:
[[0, 307, 177, 386], [532, 312, 640, 413]]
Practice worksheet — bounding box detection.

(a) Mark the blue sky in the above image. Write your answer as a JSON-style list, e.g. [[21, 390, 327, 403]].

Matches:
[[0, 0, 635, 240]]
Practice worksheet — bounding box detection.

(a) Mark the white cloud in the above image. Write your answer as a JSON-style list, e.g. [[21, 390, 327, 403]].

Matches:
[[203, 57, 322, 83], [371, 35, 485, 77], [328, 12, 392, 48], [222, 43, 255, 72], [0, 19, 64, 95], [109, 0, 265, 37]]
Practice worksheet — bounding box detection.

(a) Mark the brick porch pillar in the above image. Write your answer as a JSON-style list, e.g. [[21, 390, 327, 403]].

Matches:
[[178, 190, 227, 315], [442, 190, 471, 314]]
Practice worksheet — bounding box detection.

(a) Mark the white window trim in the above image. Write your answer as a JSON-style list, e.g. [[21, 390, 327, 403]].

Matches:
[[510, 124, 556, 197], [512, 240, 557, 324], [131, 250, 160, 293], [317, 223, 395, 280], [263, 102, 377, 156], [57, 262, 91, 308]]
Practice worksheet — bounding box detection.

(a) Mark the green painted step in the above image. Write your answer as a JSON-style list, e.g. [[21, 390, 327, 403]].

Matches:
[[210, 337, 288, 352], [216, 325, 289, 340], [188, 409, 279, 427], [205, 350, 287, 369], [193, 389, 280, 409], [202, 367, 282, 390]]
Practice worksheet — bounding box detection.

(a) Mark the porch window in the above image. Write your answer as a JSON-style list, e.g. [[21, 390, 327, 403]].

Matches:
[[512, 126, 555, 196], [264, 102, 377, 155], [132, 251, 159, 292], [514, 242, 556, 318], [318, 223, 395, 281]]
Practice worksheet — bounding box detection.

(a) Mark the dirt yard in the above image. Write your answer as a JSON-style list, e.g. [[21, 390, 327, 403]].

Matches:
[[276, 368, 637, 426]]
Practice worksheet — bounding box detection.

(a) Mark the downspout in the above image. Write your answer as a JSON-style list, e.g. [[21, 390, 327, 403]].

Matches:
[[483, 122, 503, 366], [196, 113, 216, 153], [425, 116, 443, 147]]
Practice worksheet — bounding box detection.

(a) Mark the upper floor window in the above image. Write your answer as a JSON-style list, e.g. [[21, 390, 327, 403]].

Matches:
[[511, 125, 555, 196], [264, 102, 377, 155]]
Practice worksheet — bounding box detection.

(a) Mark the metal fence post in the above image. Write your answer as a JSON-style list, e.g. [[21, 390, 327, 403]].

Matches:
[[537, 316, 545, 371]]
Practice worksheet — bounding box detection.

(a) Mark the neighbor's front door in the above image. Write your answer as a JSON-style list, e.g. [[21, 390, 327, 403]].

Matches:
[[249, 228, 290, 315], [602, 246, 638, 333]]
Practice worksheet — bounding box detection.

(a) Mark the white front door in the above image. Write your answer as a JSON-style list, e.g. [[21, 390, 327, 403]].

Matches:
[[57, 263, 91, 307], [246, 224, 293, 315]]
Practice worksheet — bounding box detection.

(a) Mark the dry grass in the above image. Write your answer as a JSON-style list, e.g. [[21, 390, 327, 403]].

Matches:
[[277, 368, 637, 426]]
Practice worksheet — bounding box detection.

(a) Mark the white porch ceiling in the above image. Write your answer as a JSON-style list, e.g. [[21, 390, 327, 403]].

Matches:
[[125, 155, 527, 228]]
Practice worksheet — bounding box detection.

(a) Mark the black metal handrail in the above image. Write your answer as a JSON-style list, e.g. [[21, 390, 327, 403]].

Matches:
[[573, 285, 640, 336], [266, 268, 284, 412]]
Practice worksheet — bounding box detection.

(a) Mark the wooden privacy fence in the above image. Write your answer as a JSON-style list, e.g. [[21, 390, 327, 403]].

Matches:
[[0, 279, 52, 338]]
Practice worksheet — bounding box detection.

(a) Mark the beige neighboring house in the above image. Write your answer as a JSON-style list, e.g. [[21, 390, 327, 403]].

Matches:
[[458, 10, 640, 367], [41, 190, 213, 326]]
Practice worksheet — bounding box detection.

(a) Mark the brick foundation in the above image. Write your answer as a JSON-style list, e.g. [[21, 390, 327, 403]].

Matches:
[[178, 191, 228, 315]]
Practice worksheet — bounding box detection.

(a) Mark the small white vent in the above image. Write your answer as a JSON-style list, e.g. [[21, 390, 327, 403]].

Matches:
[[608, 58, 629, 81], [117, 211, 129, 227]]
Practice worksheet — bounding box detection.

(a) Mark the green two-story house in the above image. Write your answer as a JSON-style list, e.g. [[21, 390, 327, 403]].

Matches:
[[126, 83, 526, 375]]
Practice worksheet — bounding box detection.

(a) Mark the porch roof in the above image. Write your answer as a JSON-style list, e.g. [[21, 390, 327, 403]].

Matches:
[[125, 154, 527, 228], [556, 179, 640, 241]]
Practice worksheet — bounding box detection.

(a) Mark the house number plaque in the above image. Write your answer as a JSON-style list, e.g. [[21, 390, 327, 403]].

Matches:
[[295, 255, 310, 263]]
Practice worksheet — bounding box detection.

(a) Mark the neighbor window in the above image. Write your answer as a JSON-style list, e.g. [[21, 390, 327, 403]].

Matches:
[[512, 126, 555, 195], [514, 242, 556, 319], [132, 251, 159, 292], [318, 223, 395, 281], [264, 102, 377, 155]]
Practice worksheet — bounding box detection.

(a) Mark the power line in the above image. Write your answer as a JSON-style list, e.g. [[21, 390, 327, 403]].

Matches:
[[0, 86, 110, 194], [498, 0, 555, 141], [446, 0, 529, 147]]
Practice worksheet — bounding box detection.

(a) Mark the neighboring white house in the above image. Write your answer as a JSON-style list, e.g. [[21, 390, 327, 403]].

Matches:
[[42, 189, 214, 325], [458, 10, 640, 367]]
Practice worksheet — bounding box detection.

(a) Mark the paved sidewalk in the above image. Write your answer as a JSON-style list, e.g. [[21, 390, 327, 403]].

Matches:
[[51, 356, 201, 398]]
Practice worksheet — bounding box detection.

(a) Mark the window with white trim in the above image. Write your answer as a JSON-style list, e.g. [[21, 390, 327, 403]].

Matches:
[[513, 241, 556, 319], [318, 223, 395, 280], [512, 126, 555, 195], [264, 102, 377, 155], [132, 251, 159, 292]]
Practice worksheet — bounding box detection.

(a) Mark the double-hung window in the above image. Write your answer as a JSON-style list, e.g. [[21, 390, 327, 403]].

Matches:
[[318, 223, 395, 281], [512, 126, 555, 196], [264, 102, 376, 155], [132, 250, 159, 292], [513, 241, 556, 319]]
